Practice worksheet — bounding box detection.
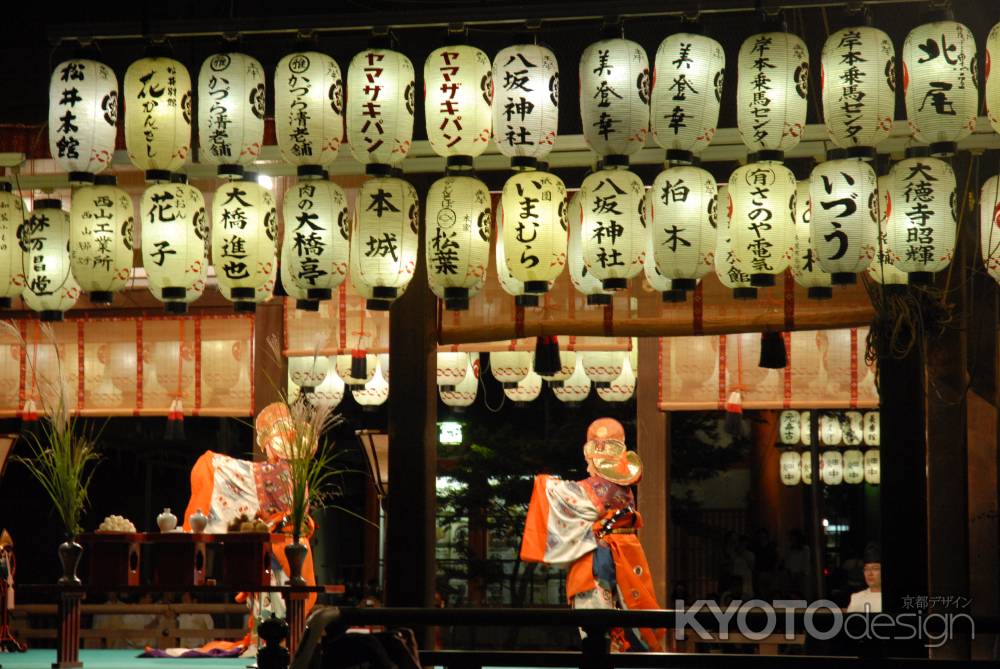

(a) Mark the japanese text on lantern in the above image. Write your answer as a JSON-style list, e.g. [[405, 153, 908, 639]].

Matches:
[[78, 195, 116, 271], [55, 62, 85, 160], [902, 161, 937, 266], [286, 55, 314, 157], [291, 183, 327, 286], [365, 188, 400, 261], [589, 177, 627, 269], [658, 177, 692, 253], [514, 177, 553, 269], [436, 51, 464, 149], [502, 53, 537, 150], [206, 55, 233, 159], [362, 52, 387, 156], [916, 29, 968, 117], [837, 30, 867, 143], [666, 41, 697, 135], [137, 64, 179, 158], [818, 171, 858, 261], [749, 36, 774, 144], [592, 49, 623, 141], [219, 185, 253, 280], [21, 213, 51, 295], [746, 166, 776, 272], [430, 180, 460, 275]]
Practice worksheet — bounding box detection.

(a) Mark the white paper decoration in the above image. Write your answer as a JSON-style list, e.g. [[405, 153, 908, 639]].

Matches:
[[352, 176, 419, 308], [553, 358, 592, 403], [579, 38, 650, 159], [597, 358, 636, 402], [863, 411, 880, 446], [539, 350, 576, 386], [714, 184, 756, 298], [21, 199, 80, 320], [568, 189, 611, 304], [353, 361, 389, 408], [500, 170, 567, 292], [492, 44, 559, 165], [437, 351, 470, 391], [779, 450, 801, 486], [424, 45, 493, 162], [868, 174, 909, 286], [141, 179, 208, 312], [843, 411, 864, 446], [651, 32, 725, 160], [580, 168, 645, 289], [288, 355, 330, 391], [988, 23, 1000, 135], [821, 26, 895, 155], [347, 48, 414, 168], [819, 415, 842, 445], [283, 178, 350, 300], [864, 448, 880, 484], [980, 175, 1000, 283], [425, 175, 491, 309], [821, 450, 844, 485], [809, 158, 878, 281], [884, 156, 957, 281], [70, 175, 133, 304], [0, 185, 24, 307], [728, 161, 797, 286], [582, 350, 625, 389], [49, 59, 118, 181], [336, 353, 377, 389], [843, 449, 865, 484], [274, 51, 344, 172], [490, 349, 531, 388], [779, 409, 801, 444], [124, 56, 192, 179], [441, 361, 478, 408], [311, 366, 346, 410], [903, 20, 978, 153], [504, 370, 542, 404], [197, 53, 265, 176], [211, 178, 277, 310], [737, 31, 809, 155], [792, 181, 833, 298], [800, 410, 812, 446], [647, 165, 717, 290]]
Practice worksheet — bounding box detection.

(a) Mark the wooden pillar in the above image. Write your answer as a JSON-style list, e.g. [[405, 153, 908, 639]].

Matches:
[[253, 301, 286, 416], [636, 336, 667, 606], [385, 178, 437, 610]]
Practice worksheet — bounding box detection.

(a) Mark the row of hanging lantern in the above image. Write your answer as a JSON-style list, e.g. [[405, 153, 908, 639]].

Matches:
[[287, 353, 389, 410], [779, 447, 881, 486], [778, 409, 880, 447]]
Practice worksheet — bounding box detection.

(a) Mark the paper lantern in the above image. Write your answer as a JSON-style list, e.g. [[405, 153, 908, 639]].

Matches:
[[279, 221, 319, 311], [728, 161, 797, 287], [843, 411, 864, 446], [792, 181, 833, 298], [582, 350, 625, 389], [903, 19, 978, 155], [779, 450, 801, 486], [643, 240, 689, 302], [288, 355, 330, 392], [737, 30, 809, 156], [20, 199, 80, 321], [884, 156, 957, 282], [843, 449, 865, 484], [819, 414, 843, 445], [579, 168, 645, 290], [868, 174, 909, 286], [437, 351, 470, 391], [597, 358, 636, 402], [336, 353, 377, 390], [569, 188, 612, 304], [69, 175, 133, 304], [492, 44, 559, 166], [808, 158, 878, 282], [352, 362, 389, 409], [821, 450, 844, 485], [0, 184, 25, 308], [500, 170, 567, 292], [800, 410, 812, 445], [504, 370, 542, 404], [49, 58, 118, 182], [211, 177, 277, 311], [495, 215, 540, 307], [311, 368, 345, 410], [124, 55, 192, 181], [441, 361, 478, 409], [980, 175, 1000, 283], [988, 23, 1000, 135], [539, 350, 576, 387], [141, 178, 208, 313], [378, 353, 390, 381], [579, 38, 649, 161], [275, 51, 344, 174], [425, 175, 491, 310], [352, 176, 419, 309], [715, 184, 756, 299], [651, 32, 725, 161], [424, 45, 493, 164], [863, 411, 880, 446], [282, 178, 350, 300], [200, 340, 244, 398], [779, 409, 801, 444], [152, 340, 193, 394], [347, 48, 414, 168], [647, 165, 717, 290], [490, 350, 531, 389], [821, 26, 895, 156], [553, 358, 592, 403], [198, 52, 265, 177], [800, 451, 812, 484], [864, 448, 880, 484]]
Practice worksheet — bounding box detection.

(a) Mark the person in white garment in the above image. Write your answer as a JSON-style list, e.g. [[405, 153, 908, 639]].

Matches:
[[846, 543, 881, 613]]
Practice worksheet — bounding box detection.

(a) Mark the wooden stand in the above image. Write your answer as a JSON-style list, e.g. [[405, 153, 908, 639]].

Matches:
[[285, 592, 308, 656], [53, 592, 83, 669]]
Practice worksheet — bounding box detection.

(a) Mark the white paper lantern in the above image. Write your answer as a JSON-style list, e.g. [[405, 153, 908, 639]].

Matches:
[[441, 361, 478, 408], [582, 350, 625, 389], [152, 340, 193, 394], [492, 44, 559, 166], [275, 51, 344, 173], [779, 409, 801, 444], [553, 358, 592, 403], [21, 199, 80, 320], [569, 189, 612, 305], [715, 184, 757, 299], [70, 175, 133, 304], [819, 414, 843, 445], [801, 451, 813, 484], [49, 59, 118, 182], [580, 168, 645, 289], [792, 181, 833, 298], [597, 358, 636, 402], [980, 175, 1000, 283], [737, 30, 809, 156], [903, 19, 978, 154], [539, 350, 576, 386], [347, 48, 414, 168], [643, 238, 690, 302], [987, 23, 1000, 135], [779, 450, 802, 486], [352, 361, 389, 409], [0, 184, 25, 307], [279, 219, 320, 311], [647, 165, 717, 290], [437, 351, 470, 391], [288, 355, 330, 391], [651, 32, 725, 160], [868, 174, 909, 286], [579, 38, 650, 160], [863, 411, 880, 446], [219, 255, 276, 308], [884, 155, 957, 282], [378, 353, 390, 381], [211, 177, 277, 311], [843, 411, 864, 446], [728, 161, 797, 287], [424, 45, 493, 163], [821, 450, 844, 485], [311, 366, 345, 410], [352, 176, 419, 309], [141, 178, 208, 313], [504, 370, 542, 404], [809, 158, 878, 282], [283, 178, 350, 300], [490, 349, 531, 389], [198, 52, 265, 176], [336, 353, 377, 390], [124, 55, 192, 180], [500, 170, 567, 292], [821, 26, 895, 155], [843, 449, 865, 484], [425, 175, 491, 309], [800, 410, 812, 446], [864, 448, 880, 484]]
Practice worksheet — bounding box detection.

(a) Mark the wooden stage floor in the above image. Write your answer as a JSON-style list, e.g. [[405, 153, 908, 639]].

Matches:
[[0, 650, 250, 669]]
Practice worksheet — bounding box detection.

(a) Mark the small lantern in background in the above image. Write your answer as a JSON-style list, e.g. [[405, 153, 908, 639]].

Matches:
[[779, 449, 801, 486], [197, 52, 265, 178], [0, 183, 24, 308], [492, 44, 559, 169], [21, 199, 80, 321], [441, 360, 478, 409], [843, 449, 865, 484], [863, 411, 880, 446], [579, 168, 645, 290], [540, 350, 576, 388], [728, 160, 797, 287], [843, 411, 864, 446], [124, 53, 192, 182], [142, 176, 208, 313], [581, 350, 625, 389], [579, 37, 650, 164], [424, 45, 493, 168], [347, 46, 415, 170], [352, 361, 389, 410], [490, 349, 531, 389], [288, 355, 330, 394], [336, 353, 377, 390], [70, 174, 133, 305], [500, 170, 567, 294], [274, 51, 344, 176], [351, 175, 419, 310], [597, 358, 636, 403], [49, 57, 118, 184], [864, 448, 880, 484], [821, 450, 844, 485], [801, 451, 812, 485], [808, 156, 878, 284], [310, 366, 346, 411], [646, 164, 717, 292], [779, 409, 801, 444], [504, 370, 543, 404], [792, 181, 833, 299], [282, 177, 350, 301], [819, 414, 843, 445], [211, 174, 277, 312], [553, 357, 592, 404], [437, 351, 470, 392]]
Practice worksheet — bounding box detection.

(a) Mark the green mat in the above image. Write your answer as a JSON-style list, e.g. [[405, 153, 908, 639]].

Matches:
[[0, 649, 251, 669]]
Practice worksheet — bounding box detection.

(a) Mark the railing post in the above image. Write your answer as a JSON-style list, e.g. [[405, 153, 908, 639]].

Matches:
[[580, 627, 610, 669]]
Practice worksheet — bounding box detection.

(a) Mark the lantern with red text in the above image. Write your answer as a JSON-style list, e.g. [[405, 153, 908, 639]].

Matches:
[[347, 48, 414, 170], [211, 177, 277, 312], [70, 175, 133, 304], [579, 38, 649, 163], [124, 55, 192, 182], [49, 58, 118, 183], [424, 46, 492, 166]]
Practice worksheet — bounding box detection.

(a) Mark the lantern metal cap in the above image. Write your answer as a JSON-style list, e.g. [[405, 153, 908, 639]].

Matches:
[[536, 162, 549, 173], [904, 145, 931, 159], [548, 380, 565, 389], [662, 289, 687, 303], [445, 297, 470, 311], [93, 174, 117, 186], [306, 288, 332, 301], [665, 149, 695, 165], [587, 294, 612, 306], [908, 271, 934, 286], [169, 173, 188, 184], [601, 278, 627, 290], [34, 198, 62, 210], [89, 291, 114, 305], [372, 286, 398, 299], [366, 298, 392, 311], [0, 183, 12, 193], [68, 171, 96, 185], [230, 287, 256, 300], [145, 169, 172, 184], [510, 156, 539, 172], [446, 156, 474, 171], [444, 287, 469, 299], [750, 273, 776, 288], [671, 278, 697, 291], [524, 280, 549, 294], [751, 150, 784, 163], [217, 164, 245, 180], [165, 301, 188, 315], [0, 297, 11, 309], [296, 165, 326, 179], [161, 286, 186, 299], [39, 310, 65, 322], [366, 163, 393, 177], [920, 6, 955, 23], [733, 287, 758, 300], [515, 294, 539, 308], [846, 146, 876, 161], [295, 299, 320, 312], [242, 171, 259, 182], [825, 148, 848, 161], [234, 301, 257, 314], [929, 141, 957, 158], [807, 287, 833, 300], [602, 155, 629, 168], [831, 272, 856, 286], [758, 9, 787, 32]]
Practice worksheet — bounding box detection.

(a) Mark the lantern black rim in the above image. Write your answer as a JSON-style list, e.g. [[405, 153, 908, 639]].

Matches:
[[515, 295, 539, 308], [825, 148, 848, 161], [908, 271, 934, 286], [35, 198, 61, 210], [40, 310, 64, 322], [587, 294, 612, 306], [831, 272, 857, 286], [733, 287, 758, 300], [510, 156, 538, 171], [846, 146, 876, 161], [750, 273, 776, 288], [672, 278, 697, 291], [365, 163, 392, 177], [161, 286, 186, 300], [524, 280, 549, 294], [444, 287, 469, 299], [753, 150, 784, 163], [929, 141, 957, 158], [366, 299, 392, 311], [68, 171, 96, 185], [296, 165, 325, 179], [602, 155, 629, 168], [665, 149, 694, 165], [445, 297, 470, 311], [165, 302, 189, 315], [446, 156, 474, 170], [807, 287, 834, 300], [234, 301, 257, 313], [601, 278, 627, 290], [145, 169, 172, 184], [0, 297, 10, 309], [217, 164, 244, 179], [89, 291, 114, 305], [296, 299, 320, 312], [306, 288, 332, 300], [231, 287, 256, 299], [372, 286, 397, 299]]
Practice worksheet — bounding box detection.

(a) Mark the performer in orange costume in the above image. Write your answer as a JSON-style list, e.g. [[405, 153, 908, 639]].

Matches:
[[521, 418, 663, 652]]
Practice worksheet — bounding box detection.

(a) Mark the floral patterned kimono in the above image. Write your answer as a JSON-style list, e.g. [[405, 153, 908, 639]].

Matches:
[[520, 474, 663, 652]]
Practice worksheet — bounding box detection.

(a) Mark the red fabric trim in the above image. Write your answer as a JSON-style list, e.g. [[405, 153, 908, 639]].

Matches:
[[338, 284, 348, 350], [250, 314, 256, 414], [783, 270, 795, 331], [692, 283, 704, 335], [717, 335, 727, 410], [514, 302, 525, 339], [194, 317, 202, 416], [783, 332, 792, 409], [850, 328, 859, 409], [135, 319, 143, 416], [16, 321, 26, 417], [657, 338, 664, 405], [76, 320, 85, 413]]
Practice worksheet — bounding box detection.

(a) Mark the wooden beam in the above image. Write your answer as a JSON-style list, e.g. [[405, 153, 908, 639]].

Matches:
[[252, 300, 285, 417], [636, 336, 667, 606]]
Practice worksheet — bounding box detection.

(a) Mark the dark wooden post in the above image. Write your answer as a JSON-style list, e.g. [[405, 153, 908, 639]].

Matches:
[[54, 591, 83, 669], [636, 336, 668, 606]]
